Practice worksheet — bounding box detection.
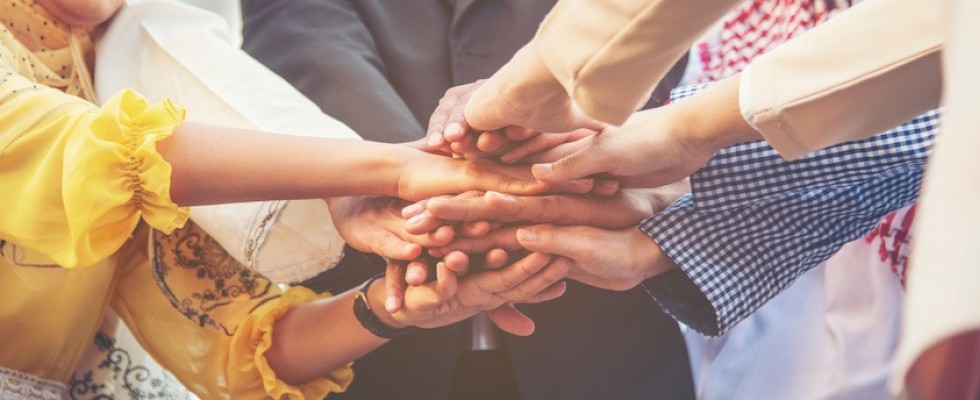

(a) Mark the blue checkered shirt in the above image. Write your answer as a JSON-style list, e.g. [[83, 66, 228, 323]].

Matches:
[[639, 85, 939, 336]]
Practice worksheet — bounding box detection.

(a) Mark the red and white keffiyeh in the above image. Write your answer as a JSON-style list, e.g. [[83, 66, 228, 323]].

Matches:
[[692, 0, 913, 282], [691, 0, 839, 83]]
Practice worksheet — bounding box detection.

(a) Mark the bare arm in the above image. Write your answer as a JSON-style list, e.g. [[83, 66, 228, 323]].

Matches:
[[158, 122, 570, 206]]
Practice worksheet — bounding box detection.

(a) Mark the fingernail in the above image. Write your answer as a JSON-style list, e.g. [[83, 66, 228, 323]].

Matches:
[[427, 197, 447, 208], [532, 163, 553, 178], [446, 123, 464, 138], [517, 229, 537, 244], [402, 203, 424, 217], [402, 243, 417, 254], [427, 133, 444, 147], [569, 178, 593, 187], [386, 297, 399, 312], [407, 214, 426, 226], [407, 268, 424, 282], [486, 191, 517, 204]]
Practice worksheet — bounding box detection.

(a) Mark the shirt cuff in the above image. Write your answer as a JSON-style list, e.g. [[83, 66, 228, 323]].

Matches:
[[641, 267, 720, 335]]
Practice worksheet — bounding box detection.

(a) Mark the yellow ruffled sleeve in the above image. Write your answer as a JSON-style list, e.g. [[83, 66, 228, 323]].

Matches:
[[0, 65, 188, 268], [112, 223, 353, 399], [229, 287, 355, 399]]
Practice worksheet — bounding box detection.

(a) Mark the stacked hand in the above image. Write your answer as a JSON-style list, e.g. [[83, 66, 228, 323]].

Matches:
[[333, 72, 762, 336], [393, 190, 682, 294]]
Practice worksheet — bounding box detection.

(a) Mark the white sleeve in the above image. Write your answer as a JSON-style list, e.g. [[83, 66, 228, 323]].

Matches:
[[95, 0, 356, 283]]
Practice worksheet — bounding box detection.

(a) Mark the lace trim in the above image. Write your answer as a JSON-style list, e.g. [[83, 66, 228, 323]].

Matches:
[[0, 366, 67, 400], [243, 200, 287, 268]]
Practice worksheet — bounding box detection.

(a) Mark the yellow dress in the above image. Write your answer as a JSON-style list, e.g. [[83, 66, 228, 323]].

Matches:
[[0, 2, 352, 398]]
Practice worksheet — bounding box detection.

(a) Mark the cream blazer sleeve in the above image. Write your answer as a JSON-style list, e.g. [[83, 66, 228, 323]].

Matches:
[[894, 0, 980, 394], [532, 0, 745, 125], [739, 0, 944, 159]]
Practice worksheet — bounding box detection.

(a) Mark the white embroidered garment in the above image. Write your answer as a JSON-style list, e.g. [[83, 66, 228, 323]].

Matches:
[[0, 366, 65, 400], [96, 0, 361, 283], [69, 311, 197, 400], [683, 238, 905, 399]]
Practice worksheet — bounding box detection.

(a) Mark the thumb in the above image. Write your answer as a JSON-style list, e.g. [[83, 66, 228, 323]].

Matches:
[[486, 305, 536, 336], [464, 86, 508, 132], [516, 225, 585, 260], [531, 146, 611, 184]]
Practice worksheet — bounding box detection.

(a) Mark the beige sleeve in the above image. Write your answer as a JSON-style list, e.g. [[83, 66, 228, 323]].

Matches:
[[894, 0, 980, 394], [532, 0, 744, 125], [739, 0, 943, 160]]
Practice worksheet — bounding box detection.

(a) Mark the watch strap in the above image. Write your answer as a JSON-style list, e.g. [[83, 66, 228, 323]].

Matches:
[[353, 273, 415, 339]]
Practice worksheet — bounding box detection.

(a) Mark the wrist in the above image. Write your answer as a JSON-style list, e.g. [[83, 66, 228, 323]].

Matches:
[[494, 45, 569, 112], [671, 76, 763, 156], [631, 228, 676, 280], [352, 274, 415, 339], [365, 276, 411, 329]]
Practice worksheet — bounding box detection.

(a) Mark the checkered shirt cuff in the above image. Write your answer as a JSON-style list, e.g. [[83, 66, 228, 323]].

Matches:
[[639, 84, 938, 336]]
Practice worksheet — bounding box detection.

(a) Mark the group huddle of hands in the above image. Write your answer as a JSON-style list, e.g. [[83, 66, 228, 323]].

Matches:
[[328, 78, 710, 336]]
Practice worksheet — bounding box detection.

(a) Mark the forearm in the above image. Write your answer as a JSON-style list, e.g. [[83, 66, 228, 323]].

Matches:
[[265, 279, 404, 384], [639, 82, 937, 335], [160, 122, 404, 206], [670, 75, 763, 155]]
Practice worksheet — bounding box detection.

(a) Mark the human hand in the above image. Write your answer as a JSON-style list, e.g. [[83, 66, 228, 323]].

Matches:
[[516, 225, 675, 291], [326, 196, 455, 261], [464, 46, 606, 135], [422, 81, 598, 162], [387, 252, 570, 336], [395, 148, 598, 201], [525, 106, 716, 189], [429, 224, 675, 292], [400, 182, 689, 239]]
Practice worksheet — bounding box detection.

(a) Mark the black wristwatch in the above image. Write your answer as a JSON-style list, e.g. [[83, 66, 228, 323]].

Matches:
[[353, 273, 416, 339]]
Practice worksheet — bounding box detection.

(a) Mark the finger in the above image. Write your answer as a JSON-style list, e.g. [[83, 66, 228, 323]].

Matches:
[[385, 262, 407, 313], [434, 262, 458, 302], [461, 221, 492, 238], [444, 107, 472, 143], [519, 281, 567, 304], [401, 199, 428, 219], [532, 146, 612, 185], [485, 248, 509, 269], [472, 252, 552, 294], [425, 96, 458, 149], [436, 82, 480, 145], [504, 126, 540, 141], [486, 191, 572, 225], [450, 133, 481, 156], [545, 177, 595, 194], [405, 211, 445, 235], [426, 196, 496, 222], [372, 231, 424, 261], [443, 251, 470, 275], [406, 260, 430, 285], [591, 178, 621, 196], [573, 113, 607, 133], [494, 256, 570, 302], [476, 130, 510, 153], [522, 138, 592, 165], [500, 132, 574, 164], [502, 128, 598, 165], [516, 225, 591, 262], [433, 226, 522, 254], [486, 305, 536, 336]]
